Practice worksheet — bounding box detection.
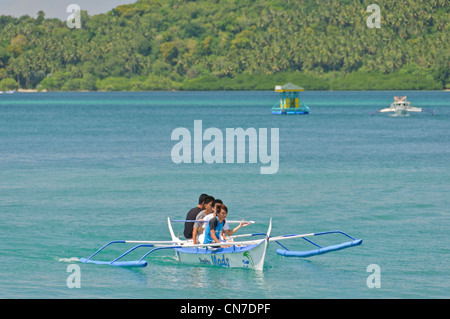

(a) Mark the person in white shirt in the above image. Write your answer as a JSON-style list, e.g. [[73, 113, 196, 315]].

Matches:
[[195, 199, 221, 244], [201, 200, 250, 242], [192, 195, 215, 245]]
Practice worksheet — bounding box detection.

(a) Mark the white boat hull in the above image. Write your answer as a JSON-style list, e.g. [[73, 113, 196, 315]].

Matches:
[[167, 217, 271, 271], [174, 239, 268, 271], [395, 109, 408, 116]]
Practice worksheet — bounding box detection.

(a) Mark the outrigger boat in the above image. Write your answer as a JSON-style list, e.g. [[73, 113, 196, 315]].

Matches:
[[370, 96, 435, 116], [79, 218, 362, 271]]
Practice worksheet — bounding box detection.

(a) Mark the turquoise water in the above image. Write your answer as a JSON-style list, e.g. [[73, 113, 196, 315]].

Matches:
[[0, 91, 449, 299]]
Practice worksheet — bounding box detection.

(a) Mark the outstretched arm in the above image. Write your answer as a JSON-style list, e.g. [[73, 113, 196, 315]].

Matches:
[[224, 219, 250, 236]]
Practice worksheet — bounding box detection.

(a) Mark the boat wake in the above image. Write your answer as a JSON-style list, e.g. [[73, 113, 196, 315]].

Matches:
[[389, 113, 410, 117], [58, 257, 80, 263]]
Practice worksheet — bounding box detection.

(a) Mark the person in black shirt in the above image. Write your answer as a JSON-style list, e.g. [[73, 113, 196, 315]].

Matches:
[[183, 193, 208, 239]]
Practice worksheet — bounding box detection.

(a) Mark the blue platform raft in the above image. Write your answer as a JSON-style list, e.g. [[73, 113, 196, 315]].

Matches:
[[271, 83, 310, 115]]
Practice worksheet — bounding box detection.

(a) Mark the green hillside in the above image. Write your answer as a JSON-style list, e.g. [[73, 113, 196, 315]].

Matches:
[[0, 0, 448, 91]]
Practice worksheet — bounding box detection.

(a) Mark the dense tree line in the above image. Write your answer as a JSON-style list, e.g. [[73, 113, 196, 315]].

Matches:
[[0, 0, 448, 91]]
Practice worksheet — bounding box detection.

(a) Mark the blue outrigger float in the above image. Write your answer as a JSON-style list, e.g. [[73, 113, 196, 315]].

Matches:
[[80, 218, 362, 271]]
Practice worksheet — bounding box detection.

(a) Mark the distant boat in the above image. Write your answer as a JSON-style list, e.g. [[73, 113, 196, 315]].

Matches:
[[271, 83, 310, 115], [0, 90, 16, 94], [370, 96, 435, 116]]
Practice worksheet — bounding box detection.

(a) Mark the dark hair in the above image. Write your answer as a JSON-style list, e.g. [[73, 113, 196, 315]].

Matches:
[[204, 195, 215, 205], [198, 193, 208, 204], [213, 199, 223, 206], [217, 204, 228, 214]]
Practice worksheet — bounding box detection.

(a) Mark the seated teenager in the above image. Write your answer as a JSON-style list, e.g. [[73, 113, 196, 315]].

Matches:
[[192, 195, 214, 244], [183, 193, 207, 240], [203, 204, 228, 245]]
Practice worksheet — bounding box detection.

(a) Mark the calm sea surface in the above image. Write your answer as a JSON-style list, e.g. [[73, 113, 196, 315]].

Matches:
[[0, 91, 449, 299]]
